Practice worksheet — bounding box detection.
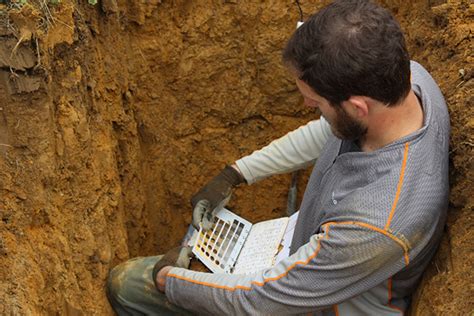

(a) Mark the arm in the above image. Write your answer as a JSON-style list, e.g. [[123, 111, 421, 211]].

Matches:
[[191, 118, 332, 228], [236, 117, 332, 184], [164, 222, 408, 315]]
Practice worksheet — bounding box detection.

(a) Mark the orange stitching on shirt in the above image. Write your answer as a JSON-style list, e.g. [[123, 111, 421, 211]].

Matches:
[[168, 221, 409, 293], [165, 274, 252, 292], [168, 234, 324, 291], [385, 142, 410, 231], [324, 221, 410, 265], [387, 277, 404, 314], [324, 223, 331, 239]]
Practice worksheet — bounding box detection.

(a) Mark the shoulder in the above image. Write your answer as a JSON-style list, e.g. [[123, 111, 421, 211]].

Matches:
[[410, 61, 449, 125], [323, 137, 447, 227]]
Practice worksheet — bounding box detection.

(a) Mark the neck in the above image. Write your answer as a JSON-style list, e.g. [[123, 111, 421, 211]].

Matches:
[[360, 90, 423, 152]]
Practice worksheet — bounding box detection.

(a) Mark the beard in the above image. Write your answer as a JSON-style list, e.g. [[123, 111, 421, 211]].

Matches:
[[325, 106, 368, 141]]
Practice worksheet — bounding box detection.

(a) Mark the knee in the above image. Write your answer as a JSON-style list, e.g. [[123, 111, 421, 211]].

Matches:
[[106, 259, 139, 306], [106, 256, 162, 309], [106, 261, 127, 303]]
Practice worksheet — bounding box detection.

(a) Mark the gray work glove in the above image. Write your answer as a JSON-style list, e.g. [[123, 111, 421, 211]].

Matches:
[[152, 246, 193, 289], [191, 165, 245, 230]]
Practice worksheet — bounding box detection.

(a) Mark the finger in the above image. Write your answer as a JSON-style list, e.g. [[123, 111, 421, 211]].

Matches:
[[201, 211, 215, 231], [177, 247, 193, 268], [192, 200, 211, 229], [178, 246, 193, 259], [183, 246, 193, 257]]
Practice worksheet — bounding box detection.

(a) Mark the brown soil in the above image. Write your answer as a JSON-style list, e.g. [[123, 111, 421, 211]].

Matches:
[[0, 0, 472, 315]]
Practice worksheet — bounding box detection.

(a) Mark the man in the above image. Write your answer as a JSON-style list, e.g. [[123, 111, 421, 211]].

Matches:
[[107, 0, 449, 315]]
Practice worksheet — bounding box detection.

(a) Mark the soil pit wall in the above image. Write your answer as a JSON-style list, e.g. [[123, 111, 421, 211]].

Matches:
[[0, 1, 472, 314]]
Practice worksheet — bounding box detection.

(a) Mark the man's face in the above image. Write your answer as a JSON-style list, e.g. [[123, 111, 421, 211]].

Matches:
[[295, 78, 367, 141]]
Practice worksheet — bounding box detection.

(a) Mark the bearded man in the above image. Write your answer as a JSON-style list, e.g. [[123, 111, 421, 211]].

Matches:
[[107, 1, 449, 315]]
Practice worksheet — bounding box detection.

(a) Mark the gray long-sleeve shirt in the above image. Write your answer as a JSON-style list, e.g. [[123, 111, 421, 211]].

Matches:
[[166, 61, 450, 315]]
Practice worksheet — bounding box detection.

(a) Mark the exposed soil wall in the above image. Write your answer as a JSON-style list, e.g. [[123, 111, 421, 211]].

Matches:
[[0, 1, 471, 315]]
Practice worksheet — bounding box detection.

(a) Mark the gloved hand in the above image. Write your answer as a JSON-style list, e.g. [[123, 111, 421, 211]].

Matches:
[[191, 165, 245, 230], [152, 246, 193, 290]]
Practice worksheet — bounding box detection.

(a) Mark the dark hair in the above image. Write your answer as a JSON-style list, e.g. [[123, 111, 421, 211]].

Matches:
[[283, 0, 411, 107]]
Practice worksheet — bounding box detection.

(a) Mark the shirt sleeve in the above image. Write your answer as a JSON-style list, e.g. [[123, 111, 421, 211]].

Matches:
[[165, 222, 409, 315], [235, 117, 332, 184]]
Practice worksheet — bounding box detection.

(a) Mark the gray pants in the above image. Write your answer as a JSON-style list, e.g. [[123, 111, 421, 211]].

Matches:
[[106, 255, 193, 315]]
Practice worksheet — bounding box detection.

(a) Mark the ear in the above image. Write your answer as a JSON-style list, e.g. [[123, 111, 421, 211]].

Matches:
[[343, 96, 369, 118]]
